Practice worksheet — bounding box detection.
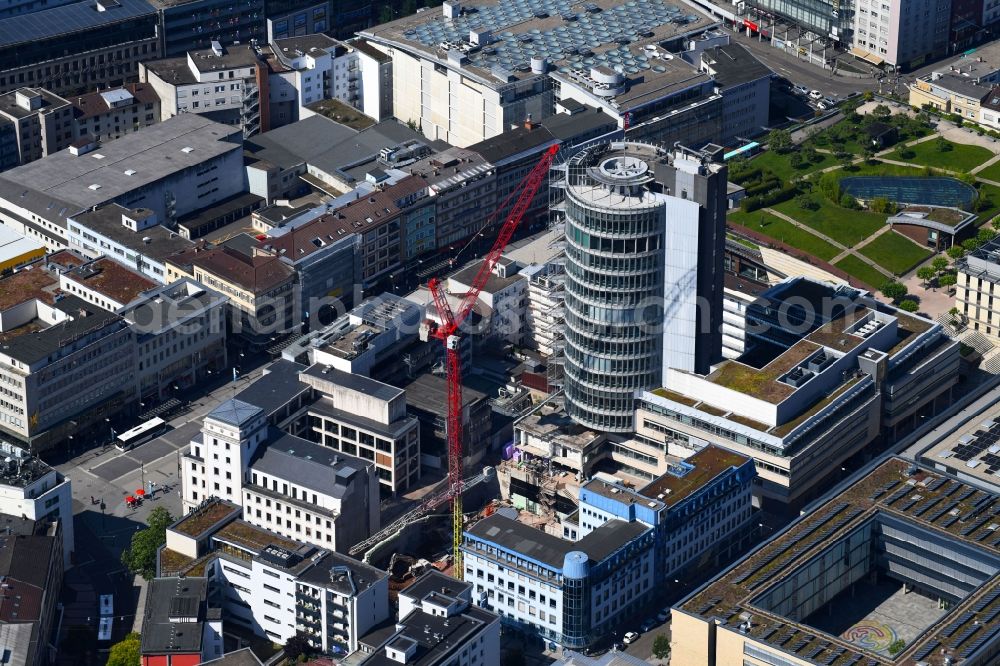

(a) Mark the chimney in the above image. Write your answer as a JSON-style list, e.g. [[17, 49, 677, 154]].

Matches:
[[524, 113, 534, 129]]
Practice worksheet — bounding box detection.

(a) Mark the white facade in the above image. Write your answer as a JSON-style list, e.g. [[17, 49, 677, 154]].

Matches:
[[721, 288, 754, 359], [0, 441, 73, 567], [851, 0, 949, 68], [354, 43, 392, 121], [182, 399, 381, 554], [524, 262, 566, 357], [120, 279, 229, 402]]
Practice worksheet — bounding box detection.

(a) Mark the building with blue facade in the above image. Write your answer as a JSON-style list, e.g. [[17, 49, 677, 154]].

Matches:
[[461, 445, 755, 650], [463, 513, 654, 651], [572, 445, 756, 585]]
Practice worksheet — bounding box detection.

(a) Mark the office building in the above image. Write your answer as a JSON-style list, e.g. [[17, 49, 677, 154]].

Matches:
[[160, 499, 390, 653], [58, 255, 158, 312], [524, 260, 566, 357], [0, 0, 160, 97], [153, 0, 265, 58], [68, 83, 162, 143], [402, 373, 493, 467], [559, 142, 727, 433], [298, 364, 422, 493], [920, 403, 1000, 493], [181, 398, 381, 553], [0, 513, 64, 666], [574, 445, 755, 582], [359, 570, 500, 666], [0, 88, 73, 166], [0, 223, 44, 272], [721, 238, 772, 360], [166, 244, 296, 349], [0, 251, 136, 451], [956, 237, 1000, 342], [119, 278, 229, 403], [639, 276, 960, 507], [672, 457, 1000, 666], [140, 577, 223, 664], [66, 204, 195, 283], [0, 441, 73, 568], [696, 44, 771, 144], [462, 511, 654, 650], [359, 0, 718, 147], [0, 114, 244, 251], [284, 293, 424, 377], [140, 42, 268, 137]]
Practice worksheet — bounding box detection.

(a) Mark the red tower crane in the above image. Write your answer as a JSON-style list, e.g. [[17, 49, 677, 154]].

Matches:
[[421, 144, 559, 576]]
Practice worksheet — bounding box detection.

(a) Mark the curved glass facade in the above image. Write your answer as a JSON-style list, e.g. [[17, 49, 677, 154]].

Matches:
[[562, 144, 668, 433]]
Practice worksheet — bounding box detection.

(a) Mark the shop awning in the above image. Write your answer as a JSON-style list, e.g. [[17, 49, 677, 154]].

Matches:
[[850, 47, 885, 65]]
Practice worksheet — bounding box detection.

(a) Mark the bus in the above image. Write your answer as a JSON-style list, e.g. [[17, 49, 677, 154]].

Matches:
[[115, 417, 167, 451]]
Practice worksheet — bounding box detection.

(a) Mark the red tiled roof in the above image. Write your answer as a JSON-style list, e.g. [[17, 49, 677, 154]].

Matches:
[[190, 246, 294, 294], [265, 176, 427, 261], [69, 83, 161, 120]]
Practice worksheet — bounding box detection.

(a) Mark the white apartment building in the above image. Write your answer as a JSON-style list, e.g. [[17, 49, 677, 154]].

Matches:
[[444, 258, 529, 346], [851, 0, 949, 69], [163, 500, 390, 655], [182, 398, 380, 554], [351, 39, 393, 121], [270, 34, 357, 123], [359, 570, 501, 666], [141, 42, 263, 137], [956, 237, 1000, 342], [0, 441, 73, 567]]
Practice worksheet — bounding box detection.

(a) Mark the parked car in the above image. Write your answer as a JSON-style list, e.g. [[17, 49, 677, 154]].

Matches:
[[817, 101, 830, 110], [809, 89, 823, 100], [657, 609, 670, 623], [822, 96, 838, 107], [641, 619, 656, 632], [623, 632, 640, 645], [793, 84, 809, 95]]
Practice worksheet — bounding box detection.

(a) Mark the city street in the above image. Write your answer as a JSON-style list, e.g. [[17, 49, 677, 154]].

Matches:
[[54, 363, 266, 663]]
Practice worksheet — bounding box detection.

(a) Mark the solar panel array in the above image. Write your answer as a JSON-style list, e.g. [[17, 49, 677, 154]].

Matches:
[[398, 0, 701, 78]]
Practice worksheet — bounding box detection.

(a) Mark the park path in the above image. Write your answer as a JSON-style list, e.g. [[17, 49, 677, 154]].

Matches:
[[972, 152, 1000, 175], [764, 207, 894, 278]]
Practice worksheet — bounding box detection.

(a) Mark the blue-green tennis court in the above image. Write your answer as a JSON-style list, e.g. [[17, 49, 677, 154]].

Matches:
[[840, 176, 978, 209]]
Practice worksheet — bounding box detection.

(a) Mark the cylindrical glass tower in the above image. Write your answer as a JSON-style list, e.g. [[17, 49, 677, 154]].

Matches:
[[562, 143, 668, 432]]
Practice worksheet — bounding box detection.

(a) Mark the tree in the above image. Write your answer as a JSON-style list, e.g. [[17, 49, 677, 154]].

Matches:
[[916, 266, 935, 286], [284, 633, 313, 662], [888, 639, 906, 656], [863, 91, 874, 102], [963, 238, 983, 252], [840, 193, 859, 209], [872, 103, 892, 119], [939, 274, 958, 288], [932, 256, 950, 273], [958, 171, 977, 185], [120, 506, 173, 580], [899, 299, 920, 312], [979, 227, 998, 243], [788, 151, 803, 169], [652, 634, 671, 659], [796, 194, 819, 211], [935, 136, 953, 152], [767, 128, 792, 153], [880, 280, 908, 302], [948, 245, 966, 260], [107, 633, 141, 666]]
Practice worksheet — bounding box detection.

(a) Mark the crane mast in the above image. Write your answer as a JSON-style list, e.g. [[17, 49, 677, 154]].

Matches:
[[424, 144, 559, 576]]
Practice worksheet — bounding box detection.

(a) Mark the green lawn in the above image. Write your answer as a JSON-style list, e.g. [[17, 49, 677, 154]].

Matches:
[[858, 231, 933, 275], [976, 182, 1000, 223], [839, 160, 930, 178], [975, 159, 1000, 183], [727, 210, 840, 262], [834, 254, 889, 289], [889, 139, 993, 173], [772, 198, 885, 247], [752, 149, 838, 181]]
